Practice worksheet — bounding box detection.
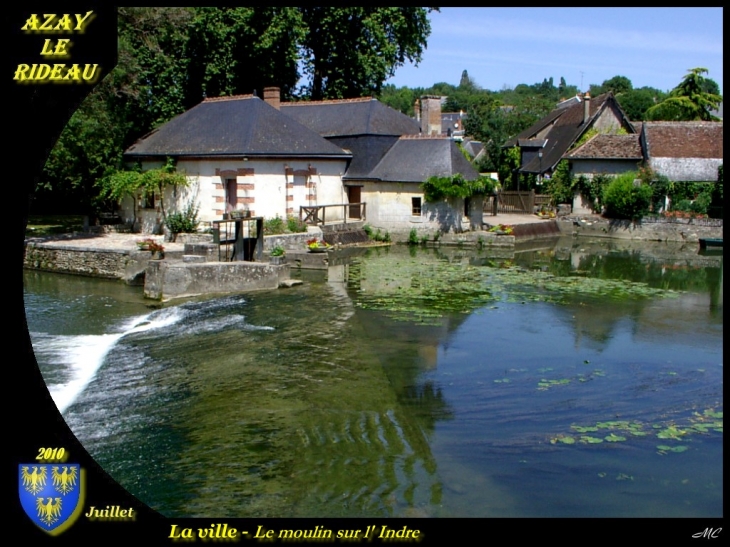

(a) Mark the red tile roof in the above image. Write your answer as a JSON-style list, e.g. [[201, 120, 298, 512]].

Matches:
[[565, 134, 642, 159], [643, 122, 723, 159]]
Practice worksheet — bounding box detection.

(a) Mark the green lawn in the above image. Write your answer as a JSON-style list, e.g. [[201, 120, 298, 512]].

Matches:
[[26, 215, 86, 237]]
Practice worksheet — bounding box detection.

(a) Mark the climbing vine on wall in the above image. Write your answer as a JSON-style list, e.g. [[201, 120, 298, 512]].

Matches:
[[421, 174, 495, 203]]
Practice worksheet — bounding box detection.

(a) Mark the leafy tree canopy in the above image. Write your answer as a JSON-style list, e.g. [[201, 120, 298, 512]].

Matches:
[[646, 68, 723, 121], [601, 75, 633, 95], [299, 7, 436, 100], [615, 86, 667, 121]]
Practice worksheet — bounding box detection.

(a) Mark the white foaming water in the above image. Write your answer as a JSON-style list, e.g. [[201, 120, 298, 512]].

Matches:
[[32, 307, 188, 415], [33, 303, 275, 415]]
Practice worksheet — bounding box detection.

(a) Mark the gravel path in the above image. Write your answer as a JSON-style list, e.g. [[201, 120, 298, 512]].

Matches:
[[25, 213, 563, 252], [25, 232, 186, 252]]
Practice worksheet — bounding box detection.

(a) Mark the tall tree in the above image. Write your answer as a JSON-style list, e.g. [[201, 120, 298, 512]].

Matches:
[[616, 86, 666, 121], [378, 84, 420, 116], [601, 75, 633, 95], [185, 8, 304, 103], [459, 69, 478, 90], [646, 68, 722, 121], [299, 7, 435, 100], [37, 7, 438, 213]]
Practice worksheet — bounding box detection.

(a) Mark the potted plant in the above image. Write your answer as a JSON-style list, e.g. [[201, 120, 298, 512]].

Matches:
[[306, 238, 331, 253], [136, 238, 155, 251], [148, 241, 165, 259], [488, 224, 514, 235], [270, 245, 285, 265]]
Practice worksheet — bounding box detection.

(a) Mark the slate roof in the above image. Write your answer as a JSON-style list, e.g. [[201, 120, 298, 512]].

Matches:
[[364, 136, 479, 183], [280, 97, 421, 137], [642, 122, 723, 159], [330, 135, 400, 180], [564, 134, 642, 160], [125, 95, 350, 159], [503, 92, 635, 174], [461, 139, 484, 159]]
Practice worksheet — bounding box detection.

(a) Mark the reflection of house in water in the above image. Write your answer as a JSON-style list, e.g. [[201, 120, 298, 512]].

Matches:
[[545, 240, 723, 350]]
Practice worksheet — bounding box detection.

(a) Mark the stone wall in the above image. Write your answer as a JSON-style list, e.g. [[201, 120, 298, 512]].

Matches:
[[23, 243, 149, 283], [263, 231, 320, 252], [558, 216, 723, 243], [144, 260, 289, 301]]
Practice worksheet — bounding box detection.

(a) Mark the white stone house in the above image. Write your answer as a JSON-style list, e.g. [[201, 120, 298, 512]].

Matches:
[[122, 88, 481, 235], [281, 92, 480, 234], [122, 93, 351, 233]]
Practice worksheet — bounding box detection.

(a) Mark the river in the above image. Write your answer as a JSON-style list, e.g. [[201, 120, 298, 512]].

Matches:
[[23, 236, 723, 518]]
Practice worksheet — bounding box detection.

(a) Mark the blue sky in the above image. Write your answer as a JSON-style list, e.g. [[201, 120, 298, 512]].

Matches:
[[387, 8, 723, 95]]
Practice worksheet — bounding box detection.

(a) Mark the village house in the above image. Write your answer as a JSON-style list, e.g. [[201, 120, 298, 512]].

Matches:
[[503, 92, 636, 183], [123, 91, 352, 233], [564, 121, 723, 213], [565, 121, 723, 182], [122, 87, 480, 235]]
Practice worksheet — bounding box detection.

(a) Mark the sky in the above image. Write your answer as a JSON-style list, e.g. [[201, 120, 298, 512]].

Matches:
[[386, 7, 723, 95]]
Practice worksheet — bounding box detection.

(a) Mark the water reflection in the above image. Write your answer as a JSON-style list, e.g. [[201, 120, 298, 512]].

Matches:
[[25, 237, 722, 517]]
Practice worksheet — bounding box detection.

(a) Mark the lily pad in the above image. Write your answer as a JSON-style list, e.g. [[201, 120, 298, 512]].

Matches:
[[605, 434, 627, 442], [579, 436, 604, 444]]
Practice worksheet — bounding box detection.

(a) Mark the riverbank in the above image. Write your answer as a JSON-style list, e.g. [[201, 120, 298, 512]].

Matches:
[[23, 214, 722, 283], [558, 214, 723, 243]]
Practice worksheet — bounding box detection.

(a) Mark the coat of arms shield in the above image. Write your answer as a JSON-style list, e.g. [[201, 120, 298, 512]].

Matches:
[[19, 464, 84, 534]]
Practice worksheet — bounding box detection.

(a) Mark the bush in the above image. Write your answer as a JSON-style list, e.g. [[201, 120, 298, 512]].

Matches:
[[286, 215, 308, 233], [408, 228, 418, 245], [543, 160, 573, 204], [264, 215, 285, 235], [709, 164, 723, 219], [421, 174, 494, 202], [363, 224, 373, 238], [165, 202, 199, 234], [602, 173, 653, 220]]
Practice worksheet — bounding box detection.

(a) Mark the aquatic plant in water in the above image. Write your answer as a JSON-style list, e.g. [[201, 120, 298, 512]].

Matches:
[[348, 248, 681, 325], [550, 409, 722, 448]]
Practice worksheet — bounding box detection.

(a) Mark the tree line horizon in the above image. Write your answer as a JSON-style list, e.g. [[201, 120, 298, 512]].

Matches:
[[33, 7, 721, 216]]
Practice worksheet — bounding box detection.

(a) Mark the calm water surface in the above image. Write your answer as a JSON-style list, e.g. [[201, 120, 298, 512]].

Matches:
[[24, 237, 723, 518]]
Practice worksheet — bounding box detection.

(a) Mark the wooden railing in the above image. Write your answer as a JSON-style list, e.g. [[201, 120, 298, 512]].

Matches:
[[300, 203, 366, 225], [484, 191, 551, 214]]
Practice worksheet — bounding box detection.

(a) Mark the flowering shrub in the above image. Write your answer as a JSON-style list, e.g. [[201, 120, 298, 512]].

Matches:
[[662, 210, 706, 219], [136, 238, 155, 249], [148, 241, 165, 253], [306, 238, 331, 250], [488, 224, 514, 235]]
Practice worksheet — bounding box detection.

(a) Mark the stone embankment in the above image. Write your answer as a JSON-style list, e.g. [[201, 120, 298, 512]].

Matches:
[[558, 215, 723, 243], [22, 214, 722, 298]]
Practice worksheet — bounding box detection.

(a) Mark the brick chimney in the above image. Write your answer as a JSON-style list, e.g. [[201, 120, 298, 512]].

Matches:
[[263, 86, 280, 110], [414, 98, 421, 122], [419, 95, 442, 136], [583, 92, 590, 124]]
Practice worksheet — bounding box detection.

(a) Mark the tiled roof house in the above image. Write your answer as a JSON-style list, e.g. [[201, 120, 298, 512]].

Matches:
[[641, 121, 723, 182], [283, 91, 479, 232], [563, 121, 723, 182], [123, 88, 479, 234], [503, 92, 636, 180]]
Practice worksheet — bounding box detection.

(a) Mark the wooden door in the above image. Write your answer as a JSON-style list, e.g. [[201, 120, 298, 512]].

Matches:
[[347, 186, 361, 219]]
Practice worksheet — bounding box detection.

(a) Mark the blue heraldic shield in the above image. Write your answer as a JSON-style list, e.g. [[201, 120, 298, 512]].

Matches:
[[19, 464, 84, 534]]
